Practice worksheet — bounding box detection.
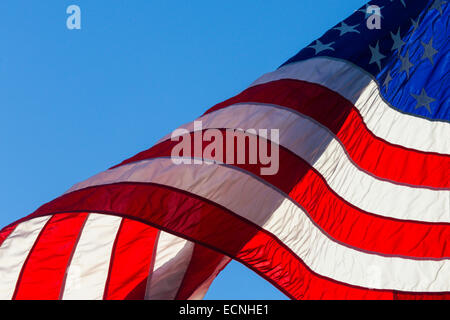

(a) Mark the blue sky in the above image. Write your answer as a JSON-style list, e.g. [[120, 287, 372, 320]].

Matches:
[[0, 0, 367, 299]]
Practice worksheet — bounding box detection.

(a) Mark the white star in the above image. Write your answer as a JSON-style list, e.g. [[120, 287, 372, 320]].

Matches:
[[421, 37, 438, 65], [333, 22, 360, 36], [383, 70, 393, 92], [307, 40, 335, 55], [410, 17, 420, 35], [430, 0, 447, 15], [359, 5, 384, 18], [399, 50, 414, 78], [369, 41, 386, 70], [390, 28, 405, 52], [411, 88, 436, 114], [390, 0, 406, 8]]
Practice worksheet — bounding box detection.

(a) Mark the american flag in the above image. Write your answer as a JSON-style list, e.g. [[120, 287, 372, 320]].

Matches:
[[0, 0, 449, 300]]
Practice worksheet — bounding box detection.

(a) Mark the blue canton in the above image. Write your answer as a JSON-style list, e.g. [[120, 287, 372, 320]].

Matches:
[[281, 0, 449, 122]]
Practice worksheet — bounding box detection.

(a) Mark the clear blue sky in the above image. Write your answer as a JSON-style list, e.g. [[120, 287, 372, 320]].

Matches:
[[0, 0, 367, 299]]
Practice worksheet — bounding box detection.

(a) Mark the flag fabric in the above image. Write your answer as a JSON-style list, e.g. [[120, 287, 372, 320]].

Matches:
[[0, 213, 230, 300], [1, 0, 449, 300]]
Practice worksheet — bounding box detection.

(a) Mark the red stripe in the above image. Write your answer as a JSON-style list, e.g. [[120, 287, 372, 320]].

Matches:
[[175, 244, 229, 300], [12, 213, 88, 300], [394, 292, 450, 300], [201, 79, 449, 189], [103, 218, 159, 300], [24, 182, 447, 299], [110, 131, 450, 259], [237, 229, 392, 300], [0, 223, 18, 248]]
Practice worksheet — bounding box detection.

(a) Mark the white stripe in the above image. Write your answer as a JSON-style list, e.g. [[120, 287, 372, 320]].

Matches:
[[187, 256, 230, 300], [66, 158, 450, 292], [251, 57, 450, 154], [61, 214, 122, 300], [145, 231, 194, 300], [155, 104, 449, 223], [0, 216, 51, 300]]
